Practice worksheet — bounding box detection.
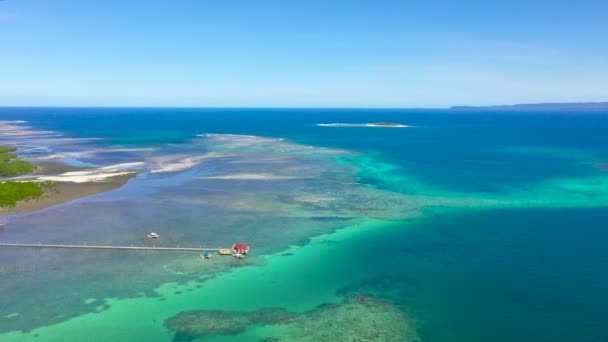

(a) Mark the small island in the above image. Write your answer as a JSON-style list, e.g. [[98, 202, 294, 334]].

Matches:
[[317, 122, 409, 128], [371, 122, 402, 127]]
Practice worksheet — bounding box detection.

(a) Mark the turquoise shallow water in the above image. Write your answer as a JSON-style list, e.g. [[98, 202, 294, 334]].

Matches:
[[1, 107, 608, 341]]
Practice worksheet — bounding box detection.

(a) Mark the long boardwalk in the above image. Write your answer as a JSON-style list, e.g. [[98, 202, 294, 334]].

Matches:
[[0, 242, 223, 252]]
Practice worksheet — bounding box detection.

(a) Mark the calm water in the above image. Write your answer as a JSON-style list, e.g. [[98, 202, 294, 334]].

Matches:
[[0, 107, 607, 341]]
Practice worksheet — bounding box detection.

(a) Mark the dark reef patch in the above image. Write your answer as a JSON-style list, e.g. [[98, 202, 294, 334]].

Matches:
[[165, 294, 419, 341]]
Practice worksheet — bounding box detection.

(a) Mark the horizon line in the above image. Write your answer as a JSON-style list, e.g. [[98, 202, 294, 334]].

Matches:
[[0, 101, 606, 111]]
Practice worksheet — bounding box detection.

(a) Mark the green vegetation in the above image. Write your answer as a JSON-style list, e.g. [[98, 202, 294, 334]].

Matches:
[[0, 181, 45, 207], [0, 146, 17, 162], [0, 160, 36, 177], [0, 146, 17, 153], [0, 145, 50, 207], [0, 146, 36, 177]]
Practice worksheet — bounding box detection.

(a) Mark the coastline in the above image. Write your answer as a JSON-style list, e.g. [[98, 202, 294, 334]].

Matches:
[[0, 173, 135, 216], [0, 121, 139, 216], [0, 151, 138, 216]]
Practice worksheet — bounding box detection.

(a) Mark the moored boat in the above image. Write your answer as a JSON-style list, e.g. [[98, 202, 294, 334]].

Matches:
[[201, 251, 212, 259]]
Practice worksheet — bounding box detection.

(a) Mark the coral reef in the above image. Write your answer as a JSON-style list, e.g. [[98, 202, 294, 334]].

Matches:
[[165, 294, 419, 341]]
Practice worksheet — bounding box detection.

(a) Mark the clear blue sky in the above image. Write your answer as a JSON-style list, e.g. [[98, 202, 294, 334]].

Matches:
[[1, 0, 607, 107]]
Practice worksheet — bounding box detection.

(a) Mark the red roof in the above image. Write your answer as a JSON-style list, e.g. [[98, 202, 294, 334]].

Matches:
[[233, 243, 249, 250]]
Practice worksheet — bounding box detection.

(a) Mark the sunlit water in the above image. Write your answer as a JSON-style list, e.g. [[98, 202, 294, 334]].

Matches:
[[0, 108, 607, 341]]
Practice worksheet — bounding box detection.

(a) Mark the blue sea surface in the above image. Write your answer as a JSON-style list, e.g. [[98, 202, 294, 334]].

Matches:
[[3, 107, 607, 191], [1, 107, 607, 341]]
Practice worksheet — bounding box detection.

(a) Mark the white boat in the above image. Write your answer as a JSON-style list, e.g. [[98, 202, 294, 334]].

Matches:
[[232, 253, 245, 259], [147, 232, 160, 239]]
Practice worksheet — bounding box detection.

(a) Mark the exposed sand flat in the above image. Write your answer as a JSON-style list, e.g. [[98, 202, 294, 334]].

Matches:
[[99, 162, 145, 170], [34, 162, 144, 183], [36, 171, 136, 183], [199, 173, 309, 180]]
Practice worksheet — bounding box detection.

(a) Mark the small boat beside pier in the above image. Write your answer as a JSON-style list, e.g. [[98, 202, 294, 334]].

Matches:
[[201, 250, 212, 260], [147, 232, 160, 239]]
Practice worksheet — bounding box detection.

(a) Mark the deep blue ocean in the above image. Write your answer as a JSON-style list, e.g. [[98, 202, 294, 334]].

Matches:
[[1, 107, 607, 341], [2, 107, 608, 192]]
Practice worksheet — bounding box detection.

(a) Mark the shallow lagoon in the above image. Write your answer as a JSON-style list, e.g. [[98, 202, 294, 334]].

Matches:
[[1, 108, 608, 341]]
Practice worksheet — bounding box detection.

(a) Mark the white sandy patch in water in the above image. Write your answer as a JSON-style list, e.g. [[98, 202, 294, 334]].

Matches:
[[150, 158, 200, 173], [200, 133, 354, 156], [199, 173, 309, 180], [317, 123, 410, 128], [149, 152, 230, 173]]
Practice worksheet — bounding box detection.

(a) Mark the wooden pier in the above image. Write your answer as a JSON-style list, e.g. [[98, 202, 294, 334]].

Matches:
[[0, 242, 224, 252]]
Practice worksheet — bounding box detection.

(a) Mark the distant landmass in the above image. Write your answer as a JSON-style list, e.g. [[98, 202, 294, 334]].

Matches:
[[451, 102, 608, 111]]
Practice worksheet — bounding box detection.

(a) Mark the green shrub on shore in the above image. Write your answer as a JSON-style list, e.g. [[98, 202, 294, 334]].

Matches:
[[0, 146, 36, 177], [0, 146, 18, 162], [0, 146, 17, 153], [0, 152, 18, 162], [0, 160, 36, 177], [0, 181, 45, 207], [0, 146, 49, 206]]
